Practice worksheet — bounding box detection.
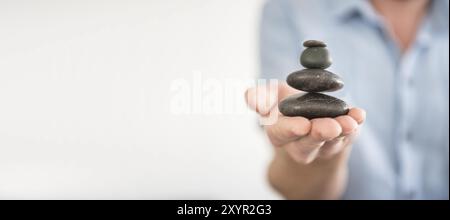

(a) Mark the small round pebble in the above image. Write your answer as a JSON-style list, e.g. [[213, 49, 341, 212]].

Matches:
[[300, 47, 332, 69], [303, 40, 327, 47]]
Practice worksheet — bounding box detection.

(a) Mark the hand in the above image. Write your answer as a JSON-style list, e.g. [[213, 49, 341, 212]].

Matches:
[[246, 82, 366, 164]]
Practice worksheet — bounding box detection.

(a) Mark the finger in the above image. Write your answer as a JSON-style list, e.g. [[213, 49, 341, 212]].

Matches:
[[348, 107, 366, 124], [318, 137, 346, 159], [335, 115, 358, 136], [319, 126, 361, 159], [277, 82, 302, 102], [245, 82, 300, 116], [284, 118, 341, 161], [265, 116, 311, 147], [245, 84, 278, 116], [309, 118, 342, 141], [284, 140, 322, 164]]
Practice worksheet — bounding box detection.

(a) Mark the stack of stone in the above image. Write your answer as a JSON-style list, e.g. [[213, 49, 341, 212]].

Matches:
[[279, 40, 349, 119]]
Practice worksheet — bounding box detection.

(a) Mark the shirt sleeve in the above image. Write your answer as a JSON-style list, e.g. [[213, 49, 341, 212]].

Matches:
[[259, 0, 303, 80]]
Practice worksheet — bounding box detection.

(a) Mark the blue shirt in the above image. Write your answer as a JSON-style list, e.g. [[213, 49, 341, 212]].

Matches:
[[260, 0, 449, 199]]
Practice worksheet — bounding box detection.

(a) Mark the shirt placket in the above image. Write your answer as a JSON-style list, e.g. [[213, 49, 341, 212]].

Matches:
[[396, 48, 421, 199]]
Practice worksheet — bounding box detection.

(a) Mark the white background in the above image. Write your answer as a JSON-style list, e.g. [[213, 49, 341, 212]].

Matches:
[[0, 0, 279, 199]]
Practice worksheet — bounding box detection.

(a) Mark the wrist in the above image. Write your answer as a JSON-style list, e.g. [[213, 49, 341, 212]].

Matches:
[[268, 146, 351, 199]]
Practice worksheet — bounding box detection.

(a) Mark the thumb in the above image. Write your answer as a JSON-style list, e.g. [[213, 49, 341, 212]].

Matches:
[[245, 81, 299, 116], [278, 82, 302, 102]]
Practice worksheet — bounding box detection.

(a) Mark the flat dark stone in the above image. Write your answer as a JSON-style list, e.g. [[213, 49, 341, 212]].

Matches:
[[278, 93, 349, 119], [300, 47, 332, 69], [303, 40, 327, 47], [286, 69, 344, 92]]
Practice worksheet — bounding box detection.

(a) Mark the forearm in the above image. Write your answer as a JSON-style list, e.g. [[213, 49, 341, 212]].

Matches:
[[268, 146, 351, 200]]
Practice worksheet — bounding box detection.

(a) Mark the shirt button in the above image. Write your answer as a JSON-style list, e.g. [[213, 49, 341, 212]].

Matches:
[[405, 191, 417, 199], [408, 77, 414, 87], [406, 131, 413, 141]]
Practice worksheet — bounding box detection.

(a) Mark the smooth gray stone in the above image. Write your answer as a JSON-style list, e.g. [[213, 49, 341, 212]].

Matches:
[[303, 40, 326, 47], [286, 69, 344, 92], [279, 93, 349, 119], [300, 47, 332, 69]]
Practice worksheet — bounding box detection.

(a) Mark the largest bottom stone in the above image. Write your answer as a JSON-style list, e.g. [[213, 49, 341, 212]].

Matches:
[[279, 92, 349, 119]]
